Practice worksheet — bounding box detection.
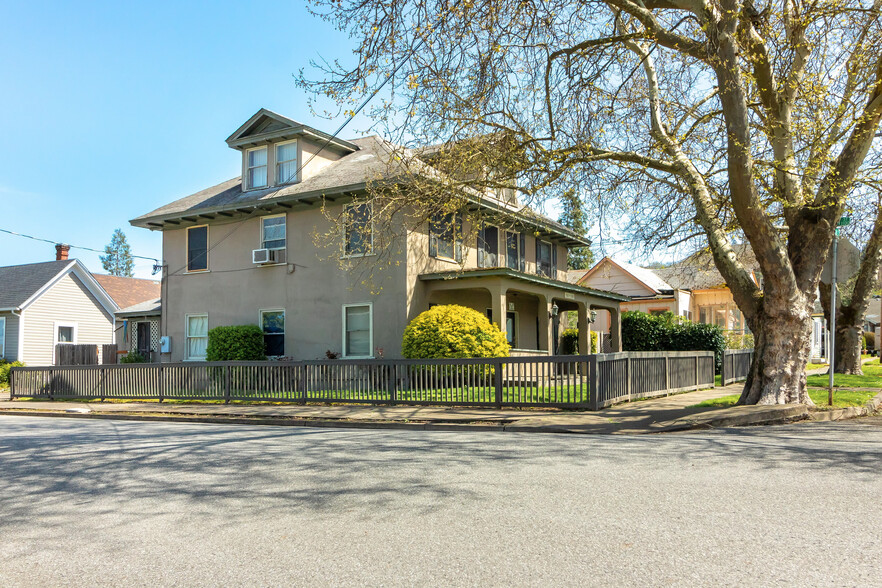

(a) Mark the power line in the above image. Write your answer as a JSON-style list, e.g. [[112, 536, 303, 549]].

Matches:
[[0, 227, 158, 262]]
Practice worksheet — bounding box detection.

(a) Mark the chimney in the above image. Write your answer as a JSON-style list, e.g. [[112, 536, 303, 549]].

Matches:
[[55, 243, 70, 261]]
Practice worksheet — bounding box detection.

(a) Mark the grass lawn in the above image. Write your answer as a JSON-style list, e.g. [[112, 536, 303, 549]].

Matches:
[[691, 388, 879, 409], [805, 361, 882, 389]]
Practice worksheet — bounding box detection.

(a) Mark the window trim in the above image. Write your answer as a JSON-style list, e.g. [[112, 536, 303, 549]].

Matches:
[[259, 308, 286, 358], [274, 139, 299, 186], [536, 239, 554, 278], [245, 145, 269, 190], [184, 313, 209, 361], [430, 211, 458, 262], [342, 200, 375, 258], [259, 213, 287, 262], [505, 230, 521, 270], [478, 225, 500, 268], [342, 302, 374, 359], [54, 321, 78, 345], [0, 316, 5, 359], [186, 225, 209, 274]]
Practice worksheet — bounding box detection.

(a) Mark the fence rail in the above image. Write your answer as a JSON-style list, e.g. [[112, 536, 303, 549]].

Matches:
[[10, 351, 715, 410], [721, 349, 754, 386]]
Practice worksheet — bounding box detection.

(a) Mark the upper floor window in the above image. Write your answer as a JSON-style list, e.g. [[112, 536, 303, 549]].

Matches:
[[478, 225, 499, 268], [429, 212, 461, 262], [536, 240, 554, 278], [506, 231, 524, 271], [344, 201, 373, 256], [276, 140, 298, 185], [261, 215, 286, 250], [187, 225, 208, 272], [247, 147, 268, 189]]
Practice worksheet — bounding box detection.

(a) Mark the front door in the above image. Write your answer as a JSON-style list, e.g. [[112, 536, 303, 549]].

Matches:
[[137, 322, 151, 359], [506, 311, 517, 348]]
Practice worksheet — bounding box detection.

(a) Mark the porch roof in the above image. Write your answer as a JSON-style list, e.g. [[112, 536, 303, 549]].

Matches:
[[418, 268, 630, 302]]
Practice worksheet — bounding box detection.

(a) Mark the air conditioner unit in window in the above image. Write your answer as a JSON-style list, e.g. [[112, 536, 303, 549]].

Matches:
[[253, 248, 286, 265]]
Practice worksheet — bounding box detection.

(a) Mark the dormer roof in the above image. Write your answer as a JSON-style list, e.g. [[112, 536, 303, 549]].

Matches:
[[225, 108, 360, 155]]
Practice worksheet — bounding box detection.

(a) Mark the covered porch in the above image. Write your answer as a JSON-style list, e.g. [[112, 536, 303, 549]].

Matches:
[[416, 268, 627, 355]]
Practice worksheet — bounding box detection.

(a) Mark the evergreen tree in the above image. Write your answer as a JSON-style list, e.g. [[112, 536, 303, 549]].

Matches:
[[100, 229, 135, 277], [557, 191, 594, 270]]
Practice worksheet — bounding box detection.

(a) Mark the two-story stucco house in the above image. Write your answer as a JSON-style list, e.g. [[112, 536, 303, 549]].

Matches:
[[130, 109, 626, 361]]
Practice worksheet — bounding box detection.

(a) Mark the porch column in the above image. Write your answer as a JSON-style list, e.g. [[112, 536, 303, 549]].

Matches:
[[489, 285, 507, 338], [577, 301, 589, 355], [609, 307, 623, 352], [537, 294, 551, 353]]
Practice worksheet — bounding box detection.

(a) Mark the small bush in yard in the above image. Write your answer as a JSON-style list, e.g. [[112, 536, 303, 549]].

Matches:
[[403, 305, 509, 359], [206, 325, 266, 361], [119, 351, 147, 363], [0, 360, 24, 386], [559, 329, 599, 354], [622, 311, 726, 372]]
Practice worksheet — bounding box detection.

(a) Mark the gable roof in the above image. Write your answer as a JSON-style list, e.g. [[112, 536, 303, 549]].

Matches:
[[0, 259, 119, 314], [93, 275, 161, 310], [578, 257, 673, 295], [655, 244, 761, 290], [225, 108, 360, 154]]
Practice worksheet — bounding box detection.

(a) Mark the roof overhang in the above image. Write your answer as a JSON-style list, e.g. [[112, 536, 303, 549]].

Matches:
[[419, 268, 630, 302], [18, 260, 119, 316], [226, 108, 359, 154]]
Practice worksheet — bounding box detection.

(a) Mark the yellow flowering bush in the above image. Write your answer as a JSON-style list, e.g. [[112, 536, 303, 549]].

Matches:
[[402, 305, 509, 359]]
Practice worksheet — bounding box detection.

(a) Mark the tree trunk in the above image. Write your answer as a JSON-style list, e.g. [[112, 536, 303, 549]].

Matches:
[[739, 300, 814, 405], [833, 321, 864, 375]]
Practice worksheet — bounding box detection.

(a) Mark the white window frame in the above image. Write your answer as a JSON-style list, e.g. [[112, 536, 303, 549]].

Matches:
[[0, 316, 5, 359], [342, 201, 374, 258], [186, 224, 209, 273], [54, 321, 78, 345], [275, 139, 299, 185], [246, 146, 268, 190], [259, 308, 286, 358], [342, 303, 373, 359], [260, 213, 287, 256], [184, 313, 209, 361]]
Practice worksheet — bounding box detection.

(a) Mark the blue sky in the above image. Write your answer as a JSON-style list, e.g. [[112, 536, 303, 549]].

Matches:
[[0, 0, 376, 277]]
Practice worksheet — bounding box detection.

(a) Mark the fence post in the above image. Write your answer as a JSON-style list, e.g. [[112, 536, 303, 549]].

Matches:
[[99, 366, 105, 402], [664, 356, 670, 393], [625, 356, 632, 401], [588, 355, 599, 410], [299, 362, 308, 404], [224, 364, 231, 404], [389, 363, 398, 404], [48, 368, 54, 401], [493, 358, 503, 408], [694, 355, 699, 389], [158, 365, 164, 403], [9, 368, 15, 400]]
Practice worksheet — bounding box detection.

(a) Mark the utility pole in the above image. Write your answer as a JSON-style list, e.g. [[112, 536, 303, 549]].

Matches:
[[829, 216, 851, 406]]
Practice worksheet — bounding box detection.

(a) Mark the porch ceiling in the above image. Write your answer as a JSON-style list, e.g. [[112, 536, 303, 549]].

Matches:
[[419, 268, 630, 302]]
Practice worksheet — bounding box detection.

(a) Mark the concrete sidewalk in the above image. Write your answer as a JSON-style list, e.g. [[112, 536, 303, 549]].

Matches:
[[0, 383, 767, 434]]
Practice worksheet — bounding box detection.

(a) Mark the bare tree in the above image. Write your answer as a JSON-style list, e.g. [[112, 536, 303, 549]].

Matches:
[[300, 0, 882, 404]]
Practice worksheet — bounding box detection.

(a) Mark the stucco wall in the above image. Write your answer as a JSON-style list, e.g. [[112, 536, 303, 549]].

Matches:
[[0, 312, 19, 362], [20, 273, 114, 366], [161, 206, 408, 361]]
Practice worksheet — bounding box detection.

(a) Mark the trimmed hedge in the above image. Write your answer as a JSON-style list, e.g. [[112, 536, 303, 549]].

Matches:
[[560, 329, 599, 354], [206, 325, 267, 361], [403, 305, 509, 359], [0, 360, 24, 386], [622, 311, 726, 372]]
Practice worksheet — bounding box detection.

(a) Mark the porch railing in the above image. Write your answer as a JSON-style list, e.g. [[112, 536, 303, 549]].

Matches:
[[720, 349, 754, 386], [10, 351, 715, 410]]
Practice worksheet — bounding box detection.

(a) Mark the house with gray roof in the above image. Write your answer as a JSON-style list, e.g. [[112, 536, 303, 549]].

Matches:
[[130, 108, 626, 361], [0, 254, 118, 365]]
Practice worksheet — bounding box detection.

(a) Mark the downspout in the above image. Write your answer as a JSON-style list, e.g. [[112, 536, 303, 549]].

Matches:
[[10, 307, 22, 362]]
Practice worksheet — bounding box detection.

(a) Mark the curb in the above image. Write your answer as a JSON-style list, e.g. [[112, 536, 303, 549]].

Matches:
[[808, 390, 882, 422], [650, 405, 811, 432]]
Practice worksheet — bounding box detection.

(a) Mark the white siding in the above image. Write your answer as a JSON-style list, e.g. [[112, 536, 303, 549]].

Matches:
[[581, 260, 656, 297], [20, 273, 114, 366]]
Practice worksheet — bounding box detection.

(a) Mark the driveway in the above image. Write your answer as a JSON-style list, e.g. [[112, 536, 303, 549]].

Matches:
[[1, 416, 880, 586]]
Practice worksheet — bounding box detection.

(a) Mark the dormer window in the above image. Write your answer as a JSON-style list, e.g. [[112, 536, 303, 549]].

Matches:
[[247, 147, 268, 189], [276, 140, 298, 185]]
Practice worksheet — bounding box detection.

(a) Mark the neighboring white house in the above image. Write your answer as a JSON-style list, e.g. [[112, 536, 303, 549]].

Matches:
[[0, 257, 118, 365]]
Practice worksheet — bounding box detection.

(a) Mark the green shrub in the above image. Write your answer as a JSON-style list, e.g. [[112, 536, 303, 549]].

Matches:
[[0, 360, 24, 386], [403, 305, 509, 359], [206, 325, 267, 361], [119, 351, 147, 364], [725, 332, 754, 350], [863, 331, 873, 351], [559, 329, 600, 354], [622, 311, 726, 372]]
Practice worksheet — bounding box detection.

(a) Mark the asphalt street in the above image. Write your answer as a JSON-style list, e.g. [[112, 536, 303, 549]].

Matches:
[[1, 415, 880, 587]]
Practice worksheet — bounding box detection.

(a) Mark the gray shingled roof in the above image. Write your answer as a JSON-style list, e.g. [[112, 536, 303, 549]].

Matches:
[[0, 260, 74, 308], [130, 134, 587, 244], [116, 297, 161, 317]]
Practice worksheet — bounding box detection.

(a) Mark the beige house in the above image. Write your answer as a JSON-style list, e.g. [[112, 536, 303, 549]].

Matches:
[[0, 257, 118, 365], [130, 108, 627, 361], [579, 255, 758, 343]]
